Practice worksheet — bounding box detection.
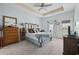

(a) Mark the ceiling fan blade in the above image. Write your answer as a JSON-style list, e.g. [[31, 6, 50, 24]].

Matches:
[[41, 3, 44, 7], [39, 7, 43, 11], [43, 6, 64, 16]]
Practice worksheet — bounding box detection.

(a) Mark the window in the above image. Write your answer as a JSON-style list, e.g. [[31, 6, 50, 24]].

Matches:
[[49, 24, 54, 33], [75, 21, 79, 36], [62, 20, 71, 36]]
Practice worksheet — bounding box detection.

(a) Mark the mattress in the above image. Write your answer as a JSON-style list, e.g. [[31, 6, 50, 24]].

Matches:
[[26, 33, 38, 40], [26, 32, 52, 39]]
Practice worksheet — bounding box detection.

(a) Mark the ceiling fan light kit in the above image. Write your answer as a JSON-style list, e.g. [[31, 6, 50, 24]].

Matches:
[[34, 3, 52, 11], [34, 3, 52, 7]]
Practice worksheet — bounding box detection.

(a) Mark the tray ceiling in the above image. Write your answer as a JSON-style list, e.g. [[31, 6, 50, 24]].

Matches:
[[16, 3, 75, 17]]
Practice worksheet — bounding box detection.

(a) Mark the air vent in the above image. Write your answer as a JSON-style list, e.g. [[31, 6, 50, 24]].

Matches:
[[62, 20, 70, 23]]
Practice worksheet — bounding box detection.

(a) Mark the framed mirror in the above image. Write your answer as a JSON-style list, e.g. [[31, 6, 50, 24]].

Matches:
[[3, 16, 17, 27]]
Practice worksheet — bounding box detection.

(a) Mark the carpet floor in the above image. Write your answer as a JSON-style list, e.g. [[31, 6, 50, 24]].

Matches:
[[0, 38, 63, 55]]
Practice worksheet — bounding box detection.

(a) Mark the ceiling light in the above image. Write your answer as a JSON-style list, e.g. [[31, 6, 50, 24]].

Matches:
[[34, 3, 52, 11], [34, 3, 52, 7]]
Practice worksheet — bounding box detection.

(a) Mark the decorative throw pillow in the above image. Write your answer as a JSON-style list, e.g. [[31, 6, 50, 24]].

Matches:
[[28, 29, 35, 33]]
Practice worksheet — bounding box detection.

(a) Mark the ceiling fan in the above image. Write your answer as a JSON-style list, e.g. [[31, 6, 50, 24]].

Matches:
[[34, 3, 52, 11]]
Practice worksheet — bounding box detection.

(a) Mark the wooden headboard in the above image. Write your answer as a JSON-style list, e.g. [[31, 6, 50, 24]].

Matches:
[[25, 23, 39, 33]]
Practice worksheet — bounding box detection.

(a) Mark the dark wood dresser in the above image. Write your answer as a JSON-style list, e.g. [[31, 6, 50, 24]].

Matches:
[[0, 37, 3, 48], [20, 28, 26, 41], [0, 31, 3, 48], [63, 36, 79, 55], [3, 26, 19, 46]]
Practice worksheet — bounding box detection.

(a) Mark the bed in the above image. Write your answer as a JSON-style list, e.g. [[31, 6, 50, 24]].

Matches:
[[26, 32, 52, 47], [24, 23, 52, 47]]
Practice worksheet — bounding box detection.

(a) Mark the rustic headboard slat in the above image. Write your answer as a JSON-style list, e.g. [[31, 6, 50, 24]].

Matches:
[[24, 23, 39, 33]]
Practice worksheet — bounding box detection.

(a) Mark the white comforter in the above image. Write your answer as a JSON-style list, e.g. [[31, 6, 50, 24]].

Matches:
[[26, 32, 38, 40], [26, 32, 52, 40]]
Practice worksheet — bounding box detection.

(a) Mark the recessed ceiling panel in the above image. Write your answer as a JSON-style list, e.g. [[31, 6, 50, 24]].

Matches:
[[17, 3, 75, 17]]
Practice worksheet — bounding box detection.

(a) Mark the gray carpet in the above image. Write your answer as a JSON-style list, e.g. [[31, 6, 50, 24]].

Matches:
[[0, 38, 63, 55]]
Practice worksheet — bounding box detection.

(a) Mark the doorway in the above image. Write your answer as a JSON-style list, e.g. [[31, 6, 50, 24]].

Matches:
[[62, 20, 71, 36]]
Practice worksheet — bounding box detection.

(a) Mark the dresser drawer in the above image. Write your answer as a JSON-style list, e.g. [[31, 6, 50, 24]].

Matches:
[[4, 32, 18, 35], [3, 27, 19, 45], [4, 37, 18, 44]]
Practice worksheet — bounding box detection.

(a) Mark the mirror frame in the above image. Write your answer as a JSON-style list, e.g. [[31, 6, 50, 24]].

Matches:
[[3, 16, 17, 27]]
